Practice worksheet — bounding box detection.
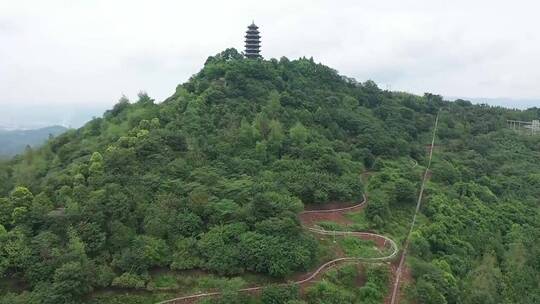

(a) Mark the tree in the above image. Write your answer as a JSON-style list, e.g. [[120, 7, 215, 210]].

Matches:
[[261, 284, 299, 304], [108, 221, 135, 252], [465, 252, 503, 304], [171, 237, 202, 270], [143, 204, 170, 238], [92, 264, 115, 288], [50, 261, 93, 302], [107, 95, 130, 117], [357, 282, 384, 304], [75, 222, 106, 255], [0, 198, 12, 229], [198, 223, 247, 275], [169, 211, 203, 238], [112, 272, 147, 289], [394, 178, 417, 204], [10, 187, 33, 209], [254, 113, 271, 139], [10, 207, 29, 227], [305, 280, 355, 304], [289, 122, 308, 145], [238, 118, 257, 148], [0, 229, 32, 276], [112, 235, 170, 273], [0, 225, 8, 276], [88, 152, 105, 187], [415, 279, 447, 304], [432, 160, 460, 185], [366, 189, 391, 227], [267, 120, 284, 157]]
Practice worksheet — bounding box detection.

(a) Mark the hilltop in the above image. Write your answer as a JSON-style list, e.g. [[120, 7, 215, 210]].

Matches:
[[0, 49, 539, 304]]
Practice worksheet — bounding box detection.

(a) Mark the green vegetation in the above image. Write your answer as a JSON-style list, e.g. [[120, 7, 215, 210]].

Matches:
[[0, 49, 539, 303], [306, 264, 389, 304], [338, 237, 384, 259], [406, 110, 540, 304]]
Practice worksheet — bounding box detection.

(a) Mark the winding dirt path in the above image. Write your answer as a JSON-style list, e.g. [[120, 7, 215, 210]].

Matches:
[[156, 194, 399, 304]]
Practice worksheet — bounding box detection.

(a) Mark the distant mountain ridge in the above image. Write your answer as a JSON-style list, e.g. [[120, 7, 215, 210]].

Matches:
[[0, 125, 68, 157], [446, 96, 540, 109], [0, 103, 110, 130]]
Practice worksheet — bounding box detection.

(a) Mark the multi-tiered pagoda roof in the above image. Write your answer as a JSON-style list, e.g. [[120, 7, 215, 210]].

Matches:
[[244, 22, 261, 59]]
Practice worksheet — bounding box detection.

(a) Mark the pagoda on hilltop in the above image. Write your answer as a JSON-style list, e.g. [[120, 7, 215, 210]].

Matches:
[[244, 22, 261, 59]]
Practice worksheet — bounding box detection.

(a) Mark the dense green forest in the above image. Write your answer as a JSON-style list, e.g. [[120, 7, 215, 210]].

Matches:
[[0, 49, 539, 304]]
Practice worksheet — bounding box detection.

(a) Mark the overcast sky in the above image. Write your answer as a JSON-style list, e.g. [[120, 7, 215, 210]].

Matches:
[[1, 0, 539, 127]]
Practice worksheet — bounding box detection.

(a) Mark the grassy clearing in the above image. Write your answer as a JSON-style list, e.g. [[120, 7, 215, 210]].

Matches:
[[382, 206, 415, 244], [313, 233, 391, 260], [312, 232, 339, 263], [306, 263, 390, 303], [345, 211, 370, 231], [338, 236, 390, 259], [316, 220, 346, 231]]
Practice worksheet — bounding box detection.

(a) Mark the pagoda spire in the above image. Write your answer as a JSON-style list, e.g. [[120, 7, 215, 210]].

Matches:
[[244, 22, 261, 59]]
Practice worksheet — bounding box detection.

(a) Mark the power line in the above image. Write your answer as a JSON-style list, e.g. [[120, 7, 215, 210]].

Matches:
[[390, 110, 440, 304]]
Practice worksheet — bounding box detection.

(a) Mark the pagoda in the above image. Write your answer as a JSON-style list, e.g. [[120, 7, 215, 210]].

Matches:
[[244, 22, 261, 59]]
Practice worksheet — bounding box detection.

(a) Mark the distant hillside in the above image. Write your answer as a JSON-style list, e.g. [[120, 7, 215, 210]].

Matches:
[[0, 125, 68, 156], [446, 96, 540, 109], [0, 103, 108, 130]]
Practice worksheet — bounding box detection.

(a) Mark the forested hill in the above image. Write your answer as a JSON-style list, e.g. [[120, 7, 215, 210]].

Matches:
[[0, 48, 539, 304]]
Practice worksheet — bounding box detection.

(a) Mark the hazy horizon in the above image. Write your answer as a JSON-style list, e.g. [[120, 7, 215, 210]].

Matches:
[[2, 93, 537, 131], [1, 0, 539, 129]]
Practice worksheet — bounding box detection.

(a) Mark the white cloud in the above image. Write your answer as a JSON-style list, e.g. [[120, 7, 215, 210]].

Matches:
[[1, 0, 539, 114]]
